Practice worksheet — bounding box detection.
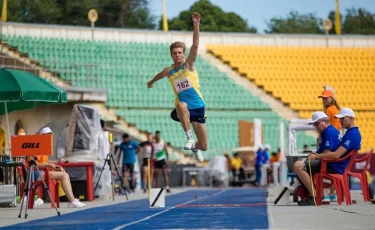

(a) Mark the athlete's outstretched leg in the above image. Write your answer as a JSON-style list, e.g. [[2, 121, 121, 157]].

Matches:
[[191, 122, 207, 162], [175, 102, 195, 150]]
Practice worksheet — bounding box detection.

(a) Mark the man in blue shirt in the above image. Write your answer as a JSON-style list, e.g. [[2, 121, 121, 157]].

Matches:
[[118, 133, 139, 192], [263, 144, 271, 165], [295, 109, 361, 206], [254, 144, 270, 186], [255, 145, 264, 186], [294, 111, 342, 206], [314, 108, 361, 172], [312, 111, 342, 203]]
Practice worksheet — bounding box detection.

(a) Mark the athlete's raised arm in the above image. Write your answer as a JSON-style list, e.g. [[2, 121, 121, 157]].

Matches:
[[185, 12, 200, 69], [147, 67, 169, 88]]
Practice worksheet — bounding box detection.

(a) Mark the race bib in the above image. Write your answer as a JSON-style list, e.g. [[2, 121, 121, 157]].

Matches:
[[174, 78, 192, 93]]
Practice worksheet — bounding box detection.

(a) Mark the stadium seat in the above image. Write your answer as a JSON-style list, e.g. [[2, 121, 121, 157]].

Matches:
[[207, 44, 375, 151], [2, 35, 317, 160]]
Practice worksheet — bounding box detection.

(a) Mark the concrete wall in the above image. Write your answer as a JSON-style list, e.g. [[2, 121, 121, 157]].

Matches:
[[0, 102, 102, 154], [2, 22, 375, 48], [0, 103, 74, 136]]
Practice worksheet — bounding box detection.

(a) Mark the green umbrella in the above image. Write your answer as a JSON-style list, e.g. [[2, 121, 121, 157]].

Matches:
[[0, 68, 67, 114], [0, 68, 68, 159]]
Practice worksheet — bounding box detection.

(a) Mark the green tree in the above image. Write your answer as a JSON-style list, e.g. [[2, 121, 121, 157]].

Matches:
[[265, 11, 323, 34], [342, 8, 375, 35], [160, 0, 257, 33], [1, 0, 155, 29], [97, 0, 155, 29], [57, 0, 95, 26], [6, 0, 63, 24]]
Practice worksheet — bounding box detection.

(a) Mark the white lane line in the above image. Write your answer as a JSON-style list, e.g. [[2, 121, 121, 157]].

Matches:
[[113, 190, 225, 230], [267, 188, 276, 229]]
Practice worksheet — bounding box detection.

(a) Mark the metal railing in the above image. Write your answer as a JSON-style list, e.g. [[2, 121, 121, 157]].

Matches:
[[44, 60, 99, 87], [0, 54, 99, 88], [2, 21, 375, 47]]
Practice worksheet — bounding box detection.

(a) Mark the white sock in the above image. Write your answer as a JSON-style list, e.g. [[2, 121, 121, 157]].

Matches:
[[185, 130, 193, 139]]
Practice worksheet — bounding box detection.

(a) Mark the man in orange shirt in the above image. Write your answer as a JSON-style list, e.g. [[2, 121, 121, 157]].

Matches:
[[318, 87, 341, 203], [269, 152, 279, 164]]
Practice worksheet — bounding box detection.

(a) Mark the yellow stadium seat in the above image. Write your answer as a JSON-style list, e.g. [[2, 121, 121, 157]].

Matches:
[[209, 44, 375, 151]]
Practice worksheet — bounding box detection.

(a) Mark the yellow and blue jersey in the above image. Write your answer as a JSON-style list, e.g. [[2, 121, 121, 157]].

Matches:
[[168, 64, 205, 109]]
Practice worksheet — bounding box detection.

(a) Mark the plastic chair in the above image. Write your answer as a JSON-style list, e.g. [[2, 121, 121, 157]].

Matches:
[[314, 150, 358, 205], [17, 166, 42, 202], [348, 149, 373, 202], [17, 166, 60, 209]]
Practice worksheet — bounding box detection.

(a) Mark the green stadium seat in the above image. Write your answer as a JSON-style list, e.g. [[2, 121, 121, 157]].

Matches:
[[1, 35, 316, 160]]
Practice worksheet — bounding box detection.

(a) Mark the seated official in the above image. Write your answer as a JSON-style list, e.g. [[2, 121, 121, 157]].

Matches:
[[29, 127, 86, 208], [293, 109, 361, 206]]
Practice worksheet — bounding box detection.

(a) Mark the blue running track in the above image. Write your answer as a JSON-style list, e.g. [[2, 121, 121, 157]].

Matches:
[[3, 188, 269, 230]]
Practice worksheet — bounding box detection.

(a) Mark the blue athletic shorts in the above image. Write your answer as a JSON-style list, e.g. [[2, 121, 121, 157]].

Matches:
[[170, 107, 206, 124]]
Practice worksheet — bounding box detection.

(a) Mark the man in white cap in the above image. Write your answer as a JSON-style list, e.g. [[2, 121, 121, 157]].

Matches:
[[293, 111, 342, 206], [32, 127, 86, 208], [295, 109, 361, 205], [264, 144, 272, 158]]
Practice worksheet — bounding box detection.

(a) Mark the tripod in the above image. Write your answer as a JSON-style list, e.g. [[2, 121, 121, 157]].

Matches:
[[18, 160, 60, 219], [94, 152, 128, 201]]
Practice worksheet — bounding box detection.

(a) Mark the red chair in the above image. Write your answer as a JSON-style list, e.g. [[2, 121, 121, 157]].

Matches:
[[17, 166, 42, 202], [314, 150, 358, 205], [348, 149, 373, 202], [17, 166, 60, 209]]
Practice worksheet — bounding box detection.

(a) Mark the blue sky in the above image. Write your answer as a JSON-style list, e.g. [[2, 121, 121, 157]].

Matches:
[[150, 0, 375, 33]]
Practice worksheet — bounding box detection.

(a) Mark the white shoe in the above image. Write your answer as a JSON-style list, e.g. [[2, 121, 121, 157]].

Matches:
[[184, 138, 195, 150], [68, 198, 86, 208], [192, 149, 204, 162], [34, 198, 44, 207]]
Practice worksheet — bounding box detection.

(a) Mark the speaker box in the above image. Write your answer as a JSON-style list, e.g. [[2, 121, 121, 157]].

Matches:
[[60, 180, 88, 202]]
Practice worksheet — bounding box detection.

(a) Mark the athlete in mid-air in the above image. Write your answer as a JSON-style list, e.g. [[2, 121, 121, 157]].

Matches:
[[147, 12, 206, 162]]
